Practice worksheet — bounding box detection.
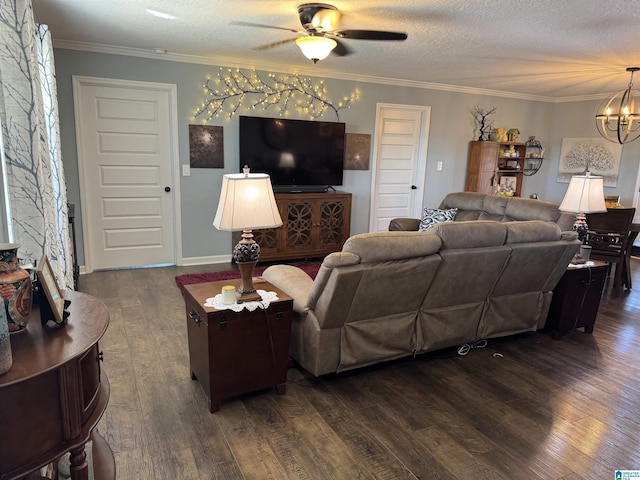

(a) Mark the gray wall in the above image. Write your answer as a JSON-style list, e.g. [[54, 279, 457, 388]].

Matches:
[[53, 49, 640, 265]]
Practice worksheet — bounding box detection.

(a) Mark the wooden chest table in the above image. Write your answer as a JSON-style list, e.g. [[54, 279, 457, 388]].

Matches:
[[545, 261, 608, 339], [184, 278, 293, 412]]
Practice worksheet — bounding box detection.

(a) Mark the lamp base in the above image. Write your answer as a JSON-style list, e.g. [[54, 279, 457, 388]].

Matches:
[[573, 212, 588, 243], [236, 291, 262, 303], [236, 261, 261, 303]]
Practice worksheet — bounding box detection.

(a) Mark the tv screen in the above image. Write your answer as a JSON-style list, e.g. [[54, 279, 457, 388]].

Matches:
[[239, 116, 345, 192]]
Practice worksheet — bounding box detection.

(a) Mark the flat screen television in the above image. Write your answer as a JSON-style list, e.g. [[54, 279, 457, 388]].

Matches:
[[239, 115, 345, 192]]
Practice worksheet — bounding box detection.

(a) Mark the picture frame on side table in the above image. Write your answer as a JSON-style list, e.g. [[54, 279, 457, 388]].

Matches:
[[37, 255, 69, 327]]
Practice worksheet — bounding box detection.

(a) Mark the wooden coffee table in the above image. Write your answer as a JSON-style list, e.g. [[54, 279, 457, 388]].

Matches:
[[183, 278, 293, 412]]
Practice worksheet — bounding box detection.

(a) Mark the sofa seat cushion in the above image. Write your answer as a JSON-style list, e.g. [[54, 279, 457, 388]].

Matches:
[[418, 208, 458, 231]]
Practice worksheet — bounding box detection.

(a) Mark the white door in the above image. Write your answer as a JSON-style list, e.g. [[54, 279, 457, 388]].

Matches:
[[73, 77, 180, 272], [369, 104, 430, 231], [634, 165, 640, 225]]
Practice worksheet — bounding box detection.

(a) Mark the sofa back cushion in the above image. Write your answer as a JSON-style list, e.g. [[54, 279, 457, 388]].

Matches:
[[428, 220, 507, 249], [504, 220, 562, 243], [439, 192, 574, 230], [342, 231, 442, 262]]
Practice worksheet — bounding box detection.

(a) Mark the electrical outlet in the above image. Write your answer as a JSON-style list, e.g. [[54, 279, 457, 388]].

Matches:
[[437, 161, 443, 171], [182, 164, 190, 176]]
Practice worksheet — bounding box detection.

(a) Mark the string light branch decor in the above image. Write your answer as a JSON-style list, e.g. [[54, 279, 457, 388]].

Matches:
[[193, 68, 359, 121]]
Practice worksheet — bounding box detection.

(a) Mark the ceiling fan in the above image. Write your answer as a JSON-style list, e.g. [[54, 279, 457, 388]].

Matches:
[[232, 3, 408, 63]]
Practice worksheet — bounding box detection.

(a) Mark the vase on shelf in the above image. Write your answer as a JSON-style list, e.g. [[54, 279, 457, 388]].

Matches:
[[0, 304, 11, 374], [0, 243, 33, 334]]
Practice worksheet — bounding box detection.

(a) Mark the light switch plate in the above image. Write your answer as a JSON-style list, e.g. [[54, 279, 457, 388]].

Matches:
[[182, 164, 190, 176], [437, 161, 443, 171]]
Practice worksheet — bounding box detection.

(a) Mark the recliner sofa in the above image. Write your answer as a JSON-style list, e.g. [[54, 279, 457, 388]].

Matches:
[[389, 191, 576, 232], [263, 192, 580, 376]]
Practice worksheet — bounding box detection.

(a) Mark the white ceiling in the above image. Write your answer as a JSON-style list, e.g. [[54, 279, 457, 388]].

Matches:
[[32, 0, 640, 100]]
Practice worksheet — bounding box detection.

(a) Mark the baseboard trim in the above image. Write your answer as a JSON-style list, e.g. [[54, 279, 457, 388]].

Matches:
[[181, 254, 232, 266], [77, 255, 233, 273]]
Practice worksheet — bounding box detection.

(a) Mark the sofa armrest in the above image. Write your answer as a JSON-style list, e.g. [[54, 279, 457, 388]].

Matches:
[[389, 217, 420, 231], [262, 265, 314, 315]]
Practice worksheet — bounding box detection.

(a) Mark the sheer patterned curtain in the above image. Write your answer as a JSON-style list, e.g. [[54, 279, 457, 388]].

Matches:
[[0, 0, 73, 289]]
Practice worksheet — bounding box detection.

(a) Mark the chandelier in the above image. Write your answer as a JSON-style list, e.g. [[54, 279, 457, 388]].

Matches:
[[595, 67, 640, 144]]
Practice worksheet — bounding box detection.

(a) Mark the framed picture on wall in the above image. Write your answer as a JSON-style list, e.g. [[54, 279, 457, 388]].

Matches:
[[344, 133, 371, 170], [557, 137, 622, 186], [189, 124, 224, 168]]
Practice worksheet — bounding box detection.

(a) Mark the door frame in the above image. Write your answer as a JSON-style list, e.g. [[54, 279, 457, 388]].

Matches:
[[633, 162, 640, 225], [368, 103, 431, 231], [72, 75, 182, 273]]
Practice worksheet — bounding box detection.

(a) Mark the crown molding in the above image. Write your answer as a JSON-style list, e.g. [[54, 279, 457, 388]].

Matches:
[[53, 39, 600, 104]]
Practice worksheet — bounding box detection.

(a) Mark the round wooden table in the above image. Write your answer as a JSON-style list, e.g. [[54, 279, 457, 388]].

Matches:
[[0, 290, 114, 480]]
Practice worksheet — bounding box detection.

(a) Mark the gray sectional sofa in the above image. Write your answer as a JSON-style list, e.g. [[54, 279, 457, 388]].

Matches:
[[263, 192, 580, 376], [389, 191, 576, 232]]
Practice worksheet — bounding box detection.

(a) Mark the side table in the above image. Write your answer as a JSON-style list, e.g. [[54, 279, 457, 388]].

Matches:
[[544, 261, 608, 339], [0, 290, 114, 480], [184, 278, 293, 412]]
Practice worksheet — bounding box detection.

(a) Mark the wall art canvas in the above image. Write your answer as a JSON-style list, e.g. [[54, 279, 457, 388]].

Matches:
[[189, 124, 224, 168], [344, 133, 371, 170], [557, 137, 622, 187]]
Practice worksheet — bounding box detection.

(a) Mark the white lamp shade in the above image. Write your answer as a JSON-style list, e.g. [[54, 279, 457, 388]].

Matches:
[[295, 36, 337, 62], [213, 173, 283, 231], [559, 173, 607, 213]]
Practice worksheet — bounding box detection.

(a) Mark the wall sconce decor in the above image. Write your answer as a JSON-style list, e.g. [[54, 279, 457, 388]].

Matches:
[[193, 68, 359, 121]]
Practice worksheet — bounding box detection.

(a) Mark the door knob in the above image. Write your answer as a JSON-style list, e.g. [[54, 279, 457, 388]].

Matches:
[[411, 185, 417, 190], [165, 186, 171, 192]]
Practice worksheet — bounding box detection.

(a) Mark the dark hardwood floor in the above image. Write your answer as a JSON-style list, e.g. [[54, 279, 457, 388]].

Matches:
[[79, 259, 640, 479]]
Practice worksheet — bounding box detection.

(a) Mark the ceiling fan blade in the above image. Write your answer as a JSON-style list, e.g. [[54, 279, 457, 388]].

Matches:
[[333, 30, 408, 41], [331, 39, 351, 57], [253, 37, 299, 51], [231, 20, 301, 34]]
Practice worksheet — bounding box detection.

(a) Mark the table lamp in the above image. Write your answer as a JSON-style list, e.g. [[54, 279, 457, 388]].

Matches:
[[559, 171, 607, 242], [213, 166, 282, 302]]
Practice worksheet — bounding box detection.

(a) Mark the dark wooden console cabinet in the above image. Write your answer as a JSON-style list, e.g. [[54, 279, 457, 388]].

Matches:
[[235, 192, 352, 262], [0, 291, 114, 480]]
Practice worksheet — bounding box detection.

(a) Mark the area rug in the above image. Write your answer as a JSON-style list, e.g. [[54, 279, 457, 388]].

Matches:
[[175, 262, 321, 294]]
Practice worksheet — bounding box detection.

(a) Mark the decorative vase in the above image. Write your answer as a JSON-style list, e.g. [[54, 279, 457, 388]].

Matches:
[[0, 301, 11, 375], [0, 243, 32, 334]]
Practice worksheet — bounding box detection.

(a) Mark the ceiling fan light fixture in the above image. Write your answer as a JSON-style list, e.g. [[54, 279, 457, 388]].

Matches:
[[595, 67, 640, 144], [295, 36, 337, 63]]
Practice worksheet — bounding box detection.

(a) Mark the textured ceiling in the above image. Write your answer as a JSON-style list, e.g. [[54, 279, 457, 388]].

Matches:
[[32, 0, 640, 100]]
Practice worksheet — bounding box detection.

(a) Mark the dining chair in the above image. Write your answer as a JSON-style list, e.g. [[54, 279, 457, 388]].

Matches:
[[585, 207, 636, 297]]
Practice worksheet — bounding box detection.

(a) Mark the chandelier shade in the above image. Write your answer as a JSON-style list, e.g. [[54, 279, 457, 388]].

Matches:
[[295, 36, 337, 63], [595, 67, 640, 144]]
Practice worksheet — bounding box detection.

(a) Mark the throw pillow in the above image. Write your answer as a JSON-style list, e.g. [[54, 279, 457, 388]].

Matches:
[[418, 208, 458, 231]]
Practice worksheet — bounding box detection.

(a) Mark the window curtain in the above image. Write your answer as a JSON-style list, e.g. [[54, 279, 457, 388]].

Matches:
[[0, 0, 73, 289]]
